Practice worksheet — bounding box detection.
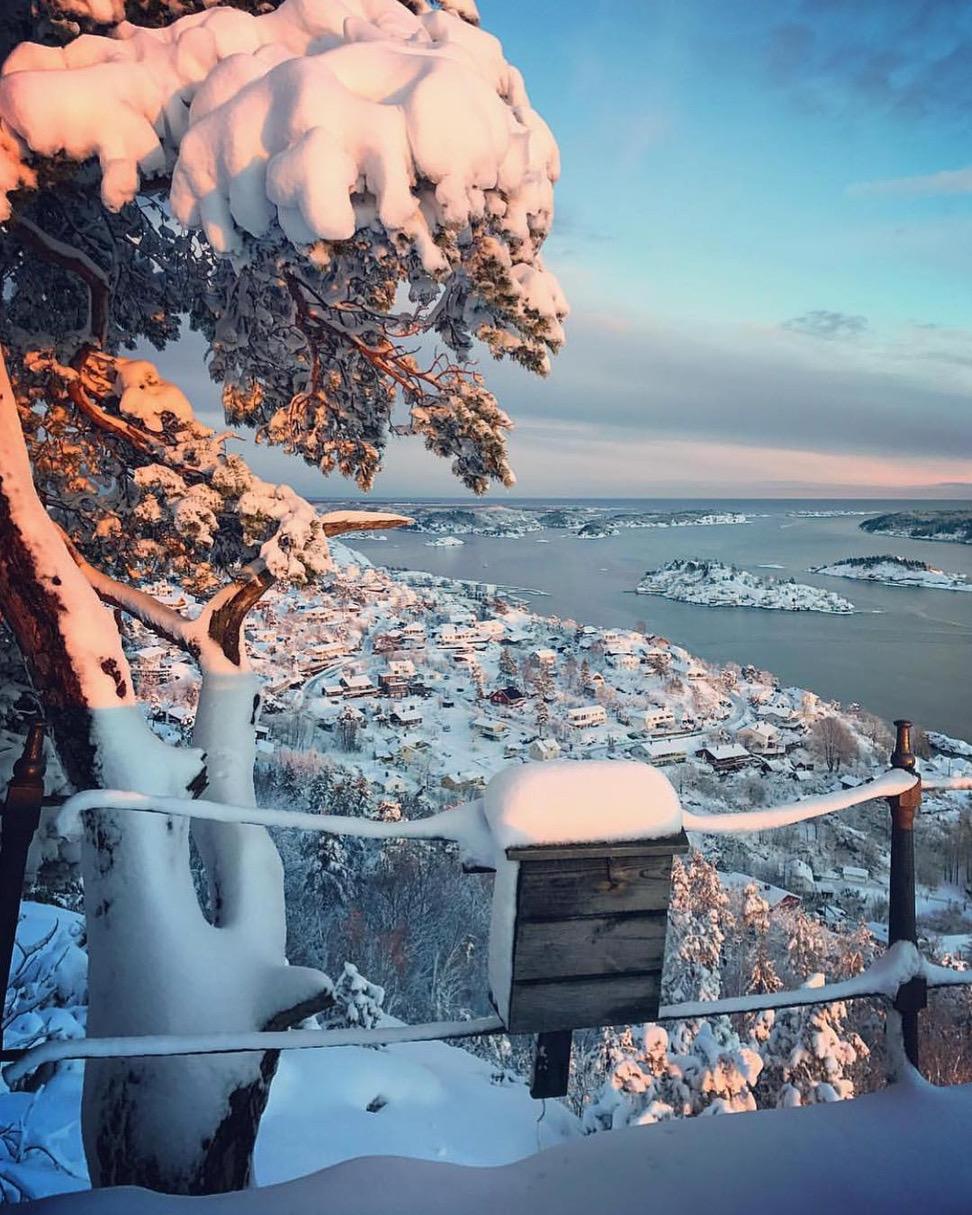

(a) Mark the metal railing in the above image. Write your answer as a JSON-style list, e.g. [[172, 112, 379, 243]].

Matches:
[[2, 719, 971, 1083]]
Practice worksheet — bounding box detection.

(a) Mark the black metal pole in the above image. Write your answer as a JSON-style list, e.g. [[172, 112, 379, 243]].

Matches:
[[0, 724, 46, 1053], [887, 719, 925, 1071]]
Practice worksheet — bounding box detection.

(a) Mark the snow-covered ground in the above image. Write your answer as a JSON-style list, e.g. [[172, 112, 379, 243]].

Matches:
[[637, 559, 857, 613], [1, 906, 576, 1204], [811, 555, 971, 592], [21, 1077, 972, 1213]]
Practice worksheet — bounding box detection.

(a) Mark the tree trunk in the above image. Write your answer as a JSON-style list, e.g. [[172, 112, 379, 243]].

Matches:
[[0, 346, 325, 1193]]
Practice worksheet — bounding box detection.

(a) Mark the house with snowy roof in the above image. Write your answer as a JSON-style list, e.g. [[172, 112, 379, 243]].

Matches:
[[699, 743, 753, 772], [473, 717, 510, 741], [389, 704, 423, 729], [607, 652, 640, 671], [440, 771, 487, 794], [340, 673, 377, 698], [529, 737, 561, 761], [632, 738, 690, 765], [739, 723, 784, 756]]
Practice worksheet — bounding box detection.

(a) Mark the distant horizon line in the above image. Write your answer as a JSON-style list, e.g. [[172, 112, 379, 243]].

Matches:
[[310, 494, 972, 504]]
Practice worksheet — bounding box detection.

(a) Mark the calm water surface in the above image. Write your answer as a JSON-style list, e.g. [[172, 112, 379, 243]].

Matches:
[[358, 499, 972, 742]]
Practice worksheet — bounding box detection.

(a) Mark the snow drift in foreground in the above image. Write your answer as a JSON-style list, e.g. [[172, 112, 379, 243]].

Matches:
[[22, 1077, 972, 1214]]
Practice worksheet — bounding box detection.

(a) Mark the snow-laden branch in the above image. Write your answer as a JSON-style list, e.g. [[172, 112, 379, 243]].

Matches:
[[60, 769, 926, 859], [682, 770, 918, 835], [1, 1015, 505, 1083]]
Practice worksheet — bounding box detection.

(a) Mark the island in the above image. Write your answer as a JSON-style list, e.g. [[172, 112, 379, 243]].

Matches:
[[636, 559, 857, 613], [860, 511, 972, 546], [811, 555, 971, 592], [426, 536, 465, 547]]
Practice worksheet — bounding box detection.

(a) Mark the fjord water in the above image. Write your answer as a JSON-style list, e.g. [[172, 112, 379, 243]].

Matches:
[[366, 499, 972, 742]]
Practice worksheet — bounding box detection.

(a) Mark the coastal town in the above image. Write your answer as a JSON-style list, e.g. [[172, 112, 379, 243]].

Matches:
[[123, 539, 972, 929]]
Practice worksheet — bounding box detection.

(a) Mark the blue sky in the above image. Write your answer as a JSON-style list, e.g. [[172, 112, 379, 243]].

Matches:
[[511, 0, 972, 329], [166, 0, 972, 499]]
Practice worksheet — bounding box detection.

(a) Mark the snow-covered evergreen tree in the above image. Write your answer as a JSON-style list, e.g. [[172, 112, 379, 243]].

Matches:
[[0, 0, 565, 1192], [759, 980, 869, 1108]]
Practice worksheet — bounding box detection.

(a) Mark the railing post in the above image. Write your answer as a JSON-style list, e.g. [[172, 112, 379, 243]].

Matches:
[[887, 719, 926, 1071], [0, 724, 46, 1053]]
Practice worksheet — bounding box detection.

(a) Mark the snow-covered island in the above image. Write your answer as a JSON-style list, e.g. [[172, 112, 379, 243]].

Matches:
[[860, 511, 972, 546], [426, 536, 465, 548], [360, 503, 755, 540], [637, 559, 857, 613], [812, 555, 971, 592]]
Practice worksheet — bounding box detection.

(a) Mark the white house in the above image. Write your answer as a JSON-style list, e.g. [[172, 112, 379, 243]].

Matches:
[[567, 705, 607, 729], [633, 738, 689, 765], [477, 619, 506, 640], [387, 658, 416, 679], [529, 737, 561, 761], [473, 718, 509, 741], [640, 707, 677, 734], [438, 624, 478, 648], [607, 653, 640, 671], [739, 723, 784, 756], [531, 648, 557, 665]]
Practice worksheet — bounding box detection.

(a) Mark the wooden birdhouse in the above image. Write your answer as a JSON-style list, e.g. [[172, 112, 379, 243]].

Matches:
[[498, 832, 687, 1035], [481, 760, 687, 1094]]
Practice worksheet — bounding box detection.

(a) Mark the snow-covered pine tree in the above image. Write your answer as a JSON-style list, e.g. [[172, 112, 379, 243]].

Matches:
[[0, 0, 565, 1193], [755, 910, 870, 1108], [759, 979, 869, 1108], [589, 853, 762, 1129]]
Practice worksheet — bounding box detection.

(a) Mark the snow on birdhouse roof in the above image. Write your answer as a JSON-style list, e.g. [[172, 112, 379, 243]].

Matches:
[[483, 760, 683, 852]]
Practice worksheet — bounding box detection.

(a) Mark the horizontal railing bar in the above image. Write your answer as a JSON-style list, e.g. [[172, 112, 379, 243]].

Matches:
[[682, 770, 918, 835], [3, 954, 968, 1078], [1, 1015, 505, 1082], [657, 940, 921, 1021]]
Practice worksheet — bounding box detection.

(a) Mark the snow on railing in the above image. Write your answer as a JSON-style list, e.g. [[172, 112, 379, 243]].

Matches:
[[682, 770, 918, 835], [5, 943, 970, 1083], [923, 775, 972, 792], [58, 788, 496, 868], [57, 767, 927, 851]]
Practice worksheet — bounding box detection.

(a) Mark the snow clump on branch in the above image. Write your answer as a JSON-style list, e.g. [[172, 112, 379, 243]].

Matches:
[[0, 1, 551, 276]]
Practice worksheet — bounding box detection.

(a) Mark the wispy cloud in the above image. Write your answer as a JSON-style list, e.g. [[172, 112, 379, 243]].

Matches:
[[848, 166, 972, 197], [782, 310, 868, 339], [764, 0, 972, 123]]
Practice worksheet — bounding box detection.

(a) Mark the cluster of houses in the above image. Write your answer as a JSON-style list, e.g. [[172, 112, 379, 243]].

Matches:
[[126, 557, 830, 822]]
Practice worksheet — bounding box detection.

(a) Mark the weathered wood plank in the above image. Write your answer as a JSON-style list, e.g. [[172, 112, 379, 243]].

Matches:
[[514, 912, 669, 981], [507, 831, 689, 862], [508, 972, 662, 1034], [517, 855, 673, 920]]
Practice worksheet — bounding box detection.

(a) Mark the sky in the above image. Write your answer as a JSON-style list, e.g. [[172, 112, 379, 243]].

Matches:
[[165, 0, 972, 499]]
